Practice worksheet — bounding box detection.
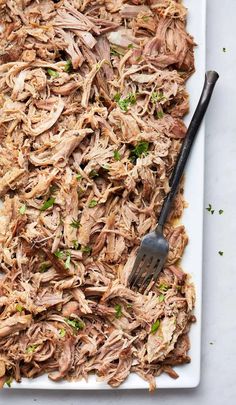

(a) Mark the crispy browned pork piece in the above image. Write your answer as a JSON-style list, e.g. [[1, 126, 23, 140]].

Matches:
[[0, 0, 195, 390]]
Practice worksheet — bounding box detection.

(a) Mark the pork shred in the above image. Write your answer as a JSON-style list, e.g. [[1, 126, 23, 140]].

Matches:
[[0, 0, 196, 391]]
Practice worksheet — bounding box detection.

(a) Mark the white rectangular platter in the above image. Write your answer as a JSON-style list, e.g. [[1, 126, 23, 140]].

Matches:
[[5, 0, 206, 390]]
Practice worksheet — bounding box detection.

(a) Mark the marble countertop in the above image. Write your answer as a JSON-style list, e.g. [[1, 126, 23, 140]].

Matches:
[[1, 1, 235, 404]]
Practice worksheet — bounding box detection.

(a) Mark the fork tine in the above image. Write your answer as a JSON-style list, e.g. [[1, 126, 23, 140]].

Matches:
[[152, 258, 165, 283], [129, 254, 151, 288], [128, 250, 145, 286], [139, 257, 159, 292]]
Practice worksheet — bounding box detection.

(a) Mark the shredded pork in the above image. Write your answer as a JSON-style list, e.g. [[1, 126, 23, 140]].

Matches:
[[0, 0, 196, 391]]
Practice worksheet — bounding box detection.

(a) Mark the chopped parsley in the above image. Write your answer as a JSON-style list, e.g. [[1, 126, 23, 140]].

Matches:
[[110, 47, 125, 57], [19, 204, 27, 215], [223, 47, 226, 53], [218, 251, 224, 256], [40, 197, 55, 211], [158, 283, 170, 292], [130, 141, 149, 162], [142, 15, 150, 22], [219, 209, 224, 215], [64, 59, 73, 73], [114, 92, 137, 112], [88, 199, 98, 208], [47, 68, 59, 78], [151, 91, 165, 103], [39, 262, 50, 273], [127, 44, 134, 49], [16, 304, 23, 313], [81, 245, 92, 254], [113, 150, 121, 161], [65, 252, 71, 269], [64, 318, 85, 331], [5, 377, 13, 388], [151, 320, 160, 334], [206, 203, 215, 215], [158, 294, 165, 303], [114, 304, 122, 319], [89, 169, 99, 178], [26, 344, 38, 354], [76, 173, 82, 180], [157, 110, 164, 119], [72, 240, 80, 250], [54, 250, 64, 259], [70, 219, 81, 229], [59, 328, 66, 338]]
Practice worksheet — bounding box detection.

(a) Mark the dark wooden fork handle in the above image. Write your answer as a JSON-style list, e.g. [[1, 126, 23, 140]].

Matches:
[[157, 71, 219, 231]]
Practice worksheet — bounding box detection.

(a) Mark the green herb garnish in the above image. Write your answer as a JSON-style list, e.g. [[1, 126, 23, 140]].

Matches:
[[59, 328, 66, 338], [110, 47, 125, 57], [219, 209, 224, 215], [151, 91, 165, 103], [218, 251, 224, 256], [64, 59, 73, 73], [114, 304, 122, 319], [19, 204, 26, 215], [158, 283, 169, 292], [223, 47, 226, 52], [72, 240, 80, 250], [88, 199, 98, 208], [158, 294, 165, 303], [127, 44, 134, 49], [5, 377, 13, 388], [81, 245, 92, 254], [70, 219, 81, 229], [54, 250, 64, 259], [89, 169, 99, 178], [64, 318, 85, 331], [47, 68, 59, 78], [76, 173, 82, 180], [115, 92, 137, 112], [206, 204, 215, 215], [151, 320, 160, 334], [16, 304, 23, 313], [142, 15, 150, 22], [65, 252, 71, 269], [157, 110, 164, 119], [39, 262, 50, 273], [130, 141, 149, 162], [114, 93, 121, 102], [114, 150, 121, 161], [26, 344, 38, 354], [40, 197, 55, 211]]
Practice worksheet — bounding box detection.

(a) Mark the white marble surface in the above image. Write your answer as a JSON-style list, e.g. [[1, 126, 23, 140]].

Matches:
[[1, 0, 236, 404]]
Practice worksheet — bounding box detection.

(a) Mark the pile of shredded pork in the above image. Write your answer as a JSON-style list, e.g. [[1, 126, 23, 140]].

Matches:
[[0, 0, 196, 390]]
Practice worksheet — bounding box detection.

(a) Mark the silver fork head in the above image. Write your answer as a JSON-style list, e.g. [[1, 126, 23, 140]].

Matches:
[[128, 231, 169, 290]]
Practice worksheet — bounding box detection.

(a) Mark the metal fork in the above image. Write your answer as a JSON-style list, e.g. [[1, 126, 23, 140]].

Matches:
[[129, 71, 219, 291]]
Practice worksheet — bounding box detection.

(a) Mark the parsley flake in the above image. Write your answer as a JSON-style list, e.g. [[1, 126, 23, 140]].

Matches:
[[16, 304, 23, 313], [88, 199, 98, 208], [158, 294, 165, 303], [64, 318, 85, 331], [19, 204, 27, 215], [40, 197, 55, 211], [5, 377, 13, 388], [59, 328, 66, 338], [218, 251, 224, 256], [64, 59, 73, 73], [219, 209, 224, 215], [47, 69, 59, 78], [70, 219, 81, 229], [114, 150, 121, 161], [65, 252, 71, 269], [114, 304, 122, 319], [151, 320, 160, 334], [54, 250, 64, 259]]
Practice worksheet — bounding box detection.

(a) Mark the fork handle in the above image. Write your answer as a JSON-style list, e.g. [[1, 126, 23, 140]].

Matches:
[[156, 71, 219, 231]]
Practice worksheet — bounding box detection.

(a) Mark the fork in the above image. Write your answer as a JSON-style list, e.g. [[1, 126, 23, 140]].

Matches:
[[129, 71, 219, 291]]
